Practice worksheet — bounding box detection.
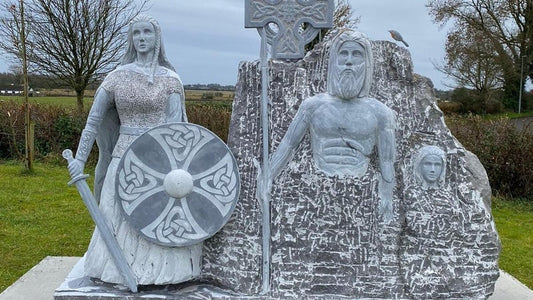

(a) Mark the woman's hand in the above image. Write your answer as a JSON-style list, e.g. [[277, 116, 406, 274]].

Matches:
[[68, 158, 86, 178]]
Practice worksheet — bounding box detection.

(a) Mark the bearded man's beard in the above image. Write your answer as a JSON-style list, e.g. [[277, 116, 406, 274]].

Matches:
[[331, 63, 365, 100]]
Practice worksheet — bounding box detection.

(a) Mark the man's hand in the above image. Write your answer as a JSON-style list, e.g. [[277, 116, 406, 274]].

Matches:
[[254, 158, 273, 204], [257, 168, 273, 203], [379, 180, 394, 223]]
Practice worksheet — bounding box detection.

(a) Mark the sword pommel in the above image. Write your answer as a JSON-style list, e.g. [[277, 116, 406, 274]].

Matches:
[[62, 149, 74, 163]]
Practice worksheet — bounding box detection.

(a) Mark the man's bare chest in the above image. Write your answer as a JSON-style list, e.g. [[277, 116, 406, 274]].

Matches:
[[309, 103, 378, 139]]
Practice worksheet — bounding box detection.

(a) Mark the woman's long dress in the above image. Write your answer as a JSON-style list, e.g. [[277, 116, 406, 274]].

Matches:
[[84, 65, 201, 285]]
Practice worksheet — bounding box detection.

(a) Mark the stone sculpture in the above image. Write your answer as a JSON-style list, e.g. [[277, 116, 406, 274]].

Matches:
[[57, 7, 499, 299], [204, 29, 404, 298], [203, 27, 500, 299], [260, 30, 396, 222], [400, 144, 499, 299], [115, 122, 240, 248], [66, 15, 240, 288], [244, 0, 335, 59], [245, 1, 335, 291], [414, 145, 446, 189], [401, 145, 460, 297]]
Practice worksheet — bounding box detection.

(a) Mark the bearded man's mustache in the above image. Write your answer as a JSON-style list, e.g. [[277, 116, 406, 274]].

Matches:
[[341, 68, 356, 75], [340, 71, 357, 82]]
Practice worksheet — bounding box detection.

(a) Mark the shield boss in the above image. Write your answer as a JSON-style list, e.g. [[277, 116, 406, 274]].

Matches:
[[115, 122, 240, 247]]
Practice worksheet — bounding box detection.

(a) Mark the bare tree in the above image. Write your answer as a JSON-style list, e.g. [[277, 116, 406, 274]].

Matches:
[[0, 5, 25, 68], [435, 24, 503, 97], [333, 0, 359, 30], [8, 64, 23, 85], [305, 0, 360, 51], [0, 0, 149, 111], [427, 0, 533, 110]]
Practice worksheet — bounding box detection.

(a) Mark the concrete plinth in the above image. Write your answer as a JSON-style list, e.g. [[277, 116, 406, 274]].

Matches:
[[0, 257, 79, 300], [0, 256, 532, 300]]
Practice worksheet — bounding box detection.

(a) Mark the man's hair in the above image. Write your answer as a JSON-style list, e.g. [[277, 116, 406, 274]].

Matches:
[[326, 29, 373, 98]]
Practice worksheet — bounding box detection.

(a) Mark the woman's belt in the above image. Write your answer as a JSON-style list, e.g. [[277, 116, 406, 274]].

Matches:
[[119, 125, 150, 136]]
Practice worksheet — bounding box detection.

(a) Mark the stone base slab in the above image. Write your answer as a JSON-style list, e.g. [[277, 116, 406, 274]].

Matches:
[[0, 256, 79, 300], [54, 256, 251, 300], [1, 257, 532, 300]]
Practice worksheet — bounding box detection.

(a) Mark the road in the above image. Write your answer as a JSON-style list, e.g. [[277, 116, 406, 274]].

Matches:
[[511, 116, 533, 134]]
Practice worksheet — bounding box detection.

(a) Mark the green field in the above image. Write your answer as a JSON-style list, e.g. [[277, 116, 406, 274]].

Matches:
[[491, 197, 533, 288], [1, 89, 234, 108], [0, 162, 93, 292], [0, 96, 94, 108], [0, 162, 531, 292]]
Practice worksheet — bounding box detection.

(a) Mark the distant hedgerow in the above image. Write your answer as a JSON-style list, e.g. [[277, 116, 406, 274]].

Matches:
[[0, 101, 232, 165], [2, 100, 529, 198], [446, 115, 533, 198]]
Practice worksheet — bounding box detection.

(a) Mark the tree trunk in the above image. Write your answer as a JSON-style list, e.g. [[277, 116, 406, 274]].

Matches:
[[76, 89, 85, 112], [501, 74, 521, 111]]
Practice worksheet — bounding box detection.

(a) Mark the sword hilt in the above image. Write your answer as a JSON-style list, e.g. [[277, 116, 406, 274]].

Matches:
[[63, 149, 89, 186], [62, 149, 74, 163]]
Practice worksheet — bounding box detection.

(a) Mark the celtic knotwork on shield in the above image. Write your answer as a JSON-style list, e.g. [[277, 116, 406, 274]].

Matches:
[[115, 122, 240, 247]]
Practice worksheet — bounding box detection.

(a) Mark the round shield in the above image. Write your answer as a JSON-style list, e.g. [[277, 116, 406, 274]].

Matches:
[[115, 122, 240, 247]]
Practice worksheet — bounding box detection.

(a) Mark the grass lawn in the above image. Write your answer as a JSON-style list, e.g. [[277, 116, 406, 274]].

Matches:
[[0, 162, 532, 293], [492, 197, 533, 288], [481, 110, 533, 120], [0, 162, 93, 292]]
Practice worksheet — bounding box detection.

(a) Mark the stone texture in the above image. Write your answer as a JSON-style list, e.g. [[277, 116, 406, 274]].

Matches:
[[201, 35, 500, 299]]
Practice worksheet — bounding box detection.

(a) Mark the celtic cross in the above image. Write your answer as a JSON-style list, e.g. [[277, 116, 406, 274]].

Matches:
[[244, 0, 334, 295], [245, 0, 334, 59]]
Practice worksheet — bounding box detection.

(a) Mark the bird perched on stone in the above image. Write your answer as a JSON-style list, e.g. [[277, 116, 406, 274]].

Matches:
[[388, 30, 409, 47]]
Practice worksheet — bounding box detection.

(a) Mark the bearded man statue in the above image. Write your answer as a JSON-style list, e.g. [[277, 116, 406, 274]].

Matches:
[[260, 30, 396, 222]]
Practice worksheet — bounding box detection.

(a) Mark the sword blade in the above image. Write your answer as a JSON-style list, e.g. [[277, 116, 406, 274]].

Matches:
[[72, 179, 138, 293], [63, 149, 138, 293]]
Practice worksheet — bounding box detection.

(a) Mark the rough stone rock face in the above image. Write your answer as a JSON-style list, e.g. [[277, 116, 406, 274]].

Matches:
[[201, 37, 500, 299]]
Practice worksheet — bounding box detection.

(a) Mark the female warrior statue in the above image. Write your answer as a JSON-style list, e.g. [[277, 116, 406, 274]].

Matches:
[[67, 15, 199, 285]]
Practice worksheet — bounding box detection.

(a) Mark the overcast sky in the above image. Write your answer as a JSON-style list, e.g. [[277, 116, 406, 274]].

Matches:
[[0, 1, 454, 90]]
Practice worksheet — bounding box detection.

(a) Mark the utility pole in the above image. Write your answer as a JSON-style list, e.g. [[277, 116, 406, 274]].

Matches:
[[18, 0, 33, 171], [518, 55, 525, 114]]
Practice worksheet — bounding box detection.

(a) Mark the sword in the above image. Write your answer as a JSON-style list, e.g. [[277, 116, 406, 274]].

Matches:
[[62, 149, 138, 293]]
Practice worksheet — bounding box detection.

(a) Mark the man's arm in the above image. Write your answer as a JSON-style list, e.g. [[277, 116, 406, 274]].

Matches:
[[256, 98, 313, 203], [377, 105, 396, 222], [378, 107, 396, 183], [269, 100, 313, 179]]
